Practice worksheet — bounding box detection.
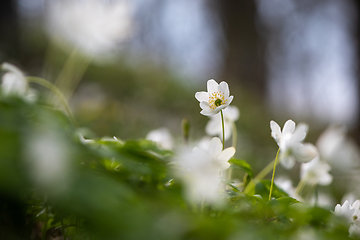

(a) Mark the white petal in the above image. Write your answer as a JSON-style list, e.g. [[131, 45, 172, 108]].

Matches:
[[214, 104, 228, 114], [208, 137, 222, 157], [200, 101, 211, 110], [293, 143, 318, 163], [224, 106, 240, 122], [292, 123, 308, 143], [226, 95, 234, 105], [282, 119, 296, 135], [200, 109, 215, 116], [217, 147, 236, 162], [205, 116, 222, 136], [218, 81, 230, 98], [223, 120, 232, 141], [351, 200, 360, 212], [195, 91, 209, 102], [270, 120, 281, 142], [280, 155, 295, 169], [207, 79, 218, 93], [318, 172, 333, 186]]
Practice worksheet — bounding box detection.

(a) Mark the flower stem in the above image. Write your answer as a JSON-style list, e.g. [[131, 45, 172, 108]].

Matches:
[[49, 48, 91, 106], [220, 110, 225, 150], [269, 148, 281, 201], [27, 77, 76, 126], [228, 122, 238, 181], [294, 176, 308, 197], [243, 154, 281, 194]]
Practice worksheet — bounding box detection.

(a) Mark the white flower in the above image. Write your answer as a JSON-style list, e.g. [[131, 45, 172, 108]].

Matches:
[[1, 62, 28, 96], [275, 176, 299, 200], [46, 0, 133, 58], [24, 128, 72, 195], [146, 127, 174, 150], [270, 119, 318, 169], [316, 125, 360, 171], [205, 106, 239, 141], [1, 63, 37, 102], [195, 79, 234, 116], [300, 156, 332, 186], [334, 200, 360, 236], [174, 137, 235, 204]]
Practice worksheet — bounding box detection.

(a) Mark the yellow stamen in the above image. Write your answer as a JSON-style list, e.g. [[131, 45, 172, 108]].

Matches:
[[209, 91, 226, 109]]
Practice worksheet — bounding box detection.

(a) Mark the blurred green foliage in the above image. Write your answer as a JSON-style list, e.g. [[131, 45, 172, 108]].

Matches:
[[0, 92, 355, 240]]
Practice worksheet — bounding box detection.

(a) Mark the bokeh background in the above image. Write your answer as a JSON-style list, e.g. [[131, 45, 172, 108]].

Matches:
[[1, 0, 360, 204]]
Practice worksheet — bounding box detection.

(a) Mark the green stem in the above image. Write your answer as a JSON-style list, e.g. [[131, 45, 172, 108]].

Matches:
[[27, 77, 76, 126], [269, 148, 281, 201], [42, 197, 48, 240], [228, 122, 238, 181], [243, 150, 281, 194], [294, 176, 308, 197], [61, 220, 67, 240], [220, 110, 225, 150], [231, 121, 237, 149], [50, 48, 91, 105]]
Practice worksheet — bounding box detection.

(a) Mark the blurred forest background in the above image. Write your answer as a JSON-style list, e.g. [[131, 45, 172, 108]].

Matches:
[[0, 0, 359, 195]]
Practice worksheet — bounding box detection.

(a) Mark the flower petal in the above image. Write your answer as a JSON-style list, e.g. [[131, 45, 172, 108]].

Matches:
[[208, 137, 222, 158], [270, 120, 281, 142], [217, 147, 236, 162], [218, 81, 230, 98], [207, 79, 218, 94], [283, 119, 296, 135], [200, 101, 211, 110], [205, 115, 222, 136], [225, 106, 240, 122], [292, 123, 308, 143], [280, 155, 295, 169], [293, 143, 318, 162], [195, 91, 209, 102], [226, 95, 234, 105]]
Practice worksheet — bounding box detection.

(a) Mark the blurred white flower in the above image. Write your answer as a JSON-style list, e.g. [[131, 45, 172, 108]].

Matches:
[[270, 119, 318, 169], [195, 79, 234, 116], [275, 176, 298, 200], [46, 0, 133, 57], [316, 125, 360, 171], [300, 156, 332, 186], [1, 62, 37, 102], [205, 105, 239, 141], [1, 62, 27, 95], [146, 127, 174, 150], [307, 191, 335, 208], [174, 137, 235, 204], [24, 128, 72, 195], [334, 200, 360, 236]]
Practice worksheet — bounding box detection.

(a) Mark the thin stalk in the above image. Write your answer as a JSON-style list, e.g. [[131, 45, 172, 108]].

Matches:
[[61, 220, 67, 240], [231, 121, 237, 149], [50, 48, 91, 105], [243, 151, 282, 194], [42, 196, 48, 240], [294, 176, 308, 197], [27, 77, 76, 126], [220, 110, 225, 150], [228, 122, 238, 181], [268, 148, 281, 200]]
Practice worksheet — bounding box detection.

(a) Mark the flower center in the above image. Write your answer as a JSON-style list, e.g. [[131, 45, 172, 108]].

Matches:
[[214, 99, 222, 107], [354, 215, 358, 221], [209, 91, 226, 109]]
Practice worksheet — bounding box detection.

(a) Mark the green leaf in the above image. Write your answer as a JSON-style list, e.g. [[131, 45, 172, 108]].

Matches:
[[229, 159, 254, 178], [255, 180, 289, 200]]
